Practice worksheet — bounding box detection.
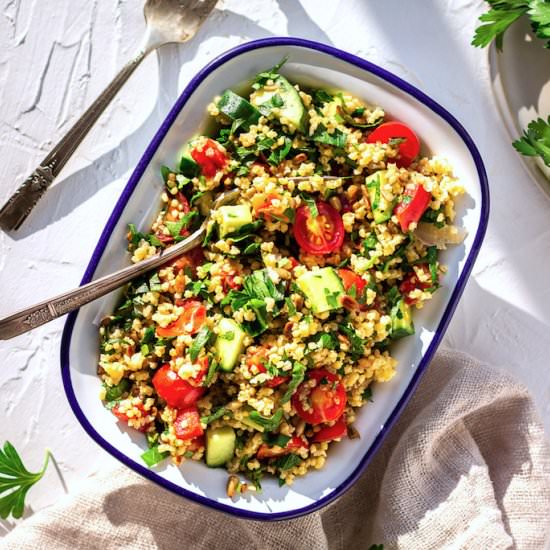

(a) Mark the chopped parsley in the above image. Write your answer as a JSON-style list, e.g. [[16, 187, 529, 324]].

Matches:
[[273, 453, 302, 470], [189, 326, 213, 361], [248, 409, 283, 432], [141, 446, 168, 468], [280, 362, 306, 404], [200, 407, 230, 425]]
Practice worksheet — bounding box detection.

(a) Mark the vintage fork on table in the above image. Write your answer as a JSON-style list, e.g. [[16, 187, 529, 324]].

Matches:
[[0, 0, 218, 231]]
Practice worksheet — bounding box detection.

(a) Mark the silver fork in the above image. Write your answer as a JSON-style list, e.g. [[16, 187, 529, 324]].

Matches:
[[0, 189, 238, 341], [0, 0, 218, 232]]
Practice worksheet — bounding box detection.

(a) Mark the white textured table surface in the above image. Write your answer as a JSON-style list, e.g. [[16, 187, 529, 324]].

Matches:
[[1, 0, 549, 531]]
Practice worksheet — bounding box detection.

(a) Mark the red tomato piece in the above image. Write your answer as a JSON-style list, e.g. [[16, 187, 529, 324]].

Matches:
[[112, 403, 151, 433], [399, 266, 432, 305], [394, 184, 432, 232], [293, 201, 344, 255], [264, 375, 290, 388], [152, 364, 205, 409], [288, 257, 300, 269], [292, 369, 347, 425], [252, 192, 288, 222], [190, 138, 228, 178], [338, 269, 366, 296], [156, 299, 206, 338], [312, 417, 348, 443], [246, 348, 268, 375], [256, 436, 308, 459], [189, 356, 209, 386], [221, 270, 242, 292], [165, 247, 204, 278], [367, 121, 420, 168], [174, 407, 204, 441], [187, 435, 205, 452]]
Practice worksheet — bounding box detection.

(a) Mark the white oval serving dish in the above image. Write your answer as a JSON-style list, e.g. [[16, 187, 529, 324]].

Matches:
[[61, 37, 489, 520]]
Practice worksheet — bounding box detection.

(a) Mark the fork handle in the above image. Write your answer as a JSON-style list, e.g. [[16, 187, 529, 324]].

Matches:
[[0, 49, 148, 231], [0, 226, 204, 340]]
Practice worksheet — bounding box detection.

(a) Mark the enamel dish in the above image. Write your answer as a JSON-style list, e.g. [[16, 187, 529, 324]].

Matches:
[[61, 38, 489, 520]]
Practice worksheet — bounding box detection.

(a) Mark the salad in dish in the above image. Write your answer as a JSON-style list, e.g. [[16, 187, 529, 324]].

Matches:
[[97, 59, 465, 496]]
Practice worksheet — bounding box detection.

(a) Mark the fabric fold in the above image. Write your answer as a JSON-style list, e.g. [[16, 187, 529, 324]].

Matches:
[[2, 350, 549, 550]]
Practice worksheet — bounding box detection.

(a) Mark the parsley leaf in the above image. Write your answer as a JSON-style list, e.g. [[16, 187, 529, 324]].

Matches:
[[267, 137, 292, 165], [261, 433, 291, 448], [338, 323, 365, 358], [200, 407, 230, 425], [280, 362, 306, 404], [248, 409, 284, 432], [312, 124, 347, 148], [472, 1, 527, 50], [0, 442, 52, 519], [362, 386, 374, 402], [103, 378, 130, 402], [141, 446, 168, 468], [312, 332, 339, 350], [165, 212, 198, 240], [189, 326, 213, 361], [312, 89, 333, 105], [252, 57, 288, 90], [273, 453, 302, 470], [301, 194, 319, 217], [512, 116, 550, 167], [529, 0, 550, 46]]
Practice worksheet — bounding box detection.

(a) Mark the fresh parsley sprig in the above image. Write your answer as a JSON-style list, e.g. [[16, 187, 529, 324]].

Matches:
[[512, 116, 550, 167], [472, 0, 550, 50], [0, 442, 52, 519]]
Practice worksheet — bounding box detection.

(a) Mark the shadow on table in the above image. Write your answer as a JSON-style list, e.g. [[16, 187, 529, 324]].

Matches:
[[9, 1, 331, 240]]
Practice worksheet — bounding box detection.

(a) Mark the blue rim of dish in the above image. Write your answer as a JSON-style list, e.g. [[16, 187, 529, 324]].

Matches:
[[60, 37, 490, 521]]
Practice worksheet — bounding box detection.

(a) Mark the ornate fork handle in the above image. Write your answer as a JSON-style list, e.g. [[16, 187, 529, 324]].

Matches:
[[0, 50, 147, 231], [0, 225, 205, 340]]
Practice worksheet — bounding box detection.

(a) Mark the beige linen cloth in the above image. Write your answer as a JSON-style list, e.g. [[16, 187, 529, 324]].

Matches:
[[2, 350, 549, 550]]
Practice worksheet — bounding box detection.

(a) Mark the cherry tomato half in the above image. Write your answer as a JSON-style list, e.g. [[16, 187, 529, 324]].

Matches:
[[256, 436, 308, 459], [112, 402, 151, 433], [292, 369, 347, 425], [338, 269, 366, 296], [394, 184, 431, 232], [190, 138, 228, 178], [152, 364, 206, 409], [312, 417, 348, 443], [293, 201, 344, 255], [174, 406, 204, 441], [367, 121, 420, 168], [399, 265, 432, 305], [156, 299, 206, 338]]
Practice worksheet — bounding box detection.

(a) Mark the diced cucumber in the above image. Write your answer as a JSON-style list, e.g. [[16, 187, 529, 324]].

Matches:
[[215, 318, 245, 372], [296, 267, 344, 314], [251, 74, 307, 133], [206, 426, 236, 467], [391, 298, 415, 339], [180, 137, 200, 178], [217, 204, 253, 237], [366, 171, 395, 224], [217, 89, 261, 130]]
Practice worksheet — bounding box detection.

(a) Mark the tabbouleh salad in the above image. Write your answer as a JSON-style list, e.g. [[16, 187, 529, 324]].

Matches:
[[97, 58, 465, 496]]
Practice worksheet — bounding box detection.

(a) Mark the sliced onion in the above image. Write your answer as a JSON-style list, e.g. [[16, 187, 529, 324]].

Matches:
[[414, 222, 467, 249]]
